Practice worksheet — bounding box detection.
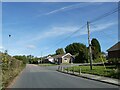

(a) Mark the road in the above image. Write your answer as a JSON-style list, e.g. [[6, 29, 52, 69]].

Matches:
[[9, 64, 118, 88]]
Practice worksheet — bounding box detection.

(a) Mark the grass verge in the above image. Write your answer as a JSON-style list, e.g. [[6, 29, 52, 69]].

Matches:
[[38, 63, 57, 66], [66, 65, 120, 79]]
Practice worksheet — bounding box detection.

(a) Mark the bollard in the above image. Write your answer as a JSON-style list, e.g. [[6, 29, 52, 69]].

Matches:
[[73, 67, 74, 74], [60, 66, 61, 71], [63, 67, 65, 72], [79, 68, 81, 75], [67, 67, 69, 73], [58, 66, 60, 71], [61, 66, 62, 71]]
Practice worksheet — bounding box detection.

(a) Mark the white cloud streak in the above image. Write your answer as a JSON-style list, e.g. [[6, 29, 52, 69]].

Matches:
[[31, 22, 117, 42], [79, 22, 117, 35], [37, 2, 103, 17], [26, 45, 36, 49], [15, 21, 117, 48], [32, 26, 79, 41]]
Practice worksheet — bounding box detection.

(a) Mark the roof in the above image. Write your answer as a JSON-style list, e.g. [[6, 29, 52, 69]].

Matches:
[[53, 53, 72, 58], [107, 42, 120, 52]]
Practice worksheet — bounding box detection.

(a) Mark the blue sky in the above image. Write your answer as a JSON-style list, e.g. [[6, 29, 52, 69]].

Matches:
[[1, 2, 119, 57]]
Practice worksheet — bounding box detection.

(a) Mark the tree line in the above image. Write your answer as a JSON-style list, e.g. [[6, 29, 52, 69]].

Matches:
[[55, 38, 102, 63], [12, 38, 102, 64]]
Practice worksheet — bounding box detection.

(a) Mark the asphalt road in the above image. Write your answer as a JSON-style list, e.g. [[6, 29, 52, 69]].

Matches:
[[9, 64, 118, 88]]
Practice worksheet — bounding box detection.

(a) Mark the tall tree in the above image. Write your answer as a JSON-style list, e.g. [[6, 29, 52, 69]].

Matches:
[[56, 48, 64, 55], [91, 38, 101, 60], [65, 43, 86, 55], [65, 43, 88, 63]]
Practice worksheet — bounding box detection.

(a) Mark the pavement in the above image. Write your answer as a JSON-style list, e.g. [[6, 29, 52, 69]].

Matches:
[[8, 64, 119, 89], [58, 69, 119, 86]]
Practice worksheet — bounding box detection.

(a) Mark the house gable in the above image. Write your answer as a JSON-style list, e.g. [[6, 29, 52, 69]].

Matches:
[[107, 42, 120, 52]]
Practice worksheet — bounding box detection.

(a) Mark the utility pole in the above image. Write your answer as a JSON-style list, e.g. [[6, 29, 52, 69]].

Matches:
[[87, 21, 93, 70]]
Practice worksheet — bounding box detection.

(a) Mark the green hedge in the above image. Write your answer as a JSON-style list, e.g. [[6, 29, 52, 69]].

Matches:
[[1, 53, 26, 88]]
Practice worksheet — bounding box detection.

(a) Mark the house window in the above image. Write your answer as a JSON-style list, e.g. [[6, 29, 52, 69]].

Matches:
[[64, 58, 67, 60]]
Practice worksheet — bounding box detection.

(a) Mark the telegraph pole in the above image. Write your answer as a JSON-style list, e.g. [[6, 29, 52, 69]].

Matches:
[[87, 21, 93, 70]]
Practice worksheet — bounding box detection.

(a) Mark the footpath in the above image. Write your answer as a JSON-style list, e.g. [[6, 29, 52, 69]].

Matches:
[[57, 67, 119, 86]]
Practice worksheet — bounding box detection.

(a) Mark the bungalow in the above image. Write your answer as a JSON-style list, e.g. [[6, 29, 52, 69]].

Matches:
[[53, 53, 74, 64], [46, 56, 54, 63], [107, 42, 120, 58]]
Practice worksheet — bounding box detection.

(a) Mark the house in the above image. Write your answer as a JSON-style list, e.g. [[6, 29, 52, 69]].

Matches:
[[46, 56, 54, 63], [53, 53, 74, 64], [107, 42, 120, 58]]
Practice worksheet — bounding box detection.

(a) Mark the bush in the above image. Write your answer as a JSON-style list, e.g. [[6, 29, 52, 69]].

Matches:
[[108, 58, 120, 64], [93, 57, 107, 63], [1, 53, 26, 88]]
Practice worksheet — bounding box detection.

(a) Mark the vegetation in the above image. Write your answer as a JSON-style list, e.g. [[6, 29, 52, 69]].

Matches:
[[1, 52, 26, 88], [66, 65, 120, 79], [65, 43, 84, 55], [65, 43, 88, 63], [13, 55, 41, 64], [38, 63, 57, 67], [93, 56, 107, 63], [56, 48, 64, 55], [91, 38, 101, 60]]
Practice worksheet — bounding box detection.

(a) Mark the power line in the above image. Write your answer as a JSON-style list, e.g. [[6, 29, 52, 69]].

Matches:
[[54, 24, 86, 46], [90, 7, 119, 24], [90, 23, 116, 39], [44, 24, 86, 54], [52, 6, 119, 50], [44, 6, 119, 56]]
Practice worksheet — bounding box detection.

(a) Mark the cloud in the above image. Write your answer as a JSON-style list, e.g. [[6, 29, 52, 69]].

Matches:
[[0, 46, 4, 51], [15, 21, 117, 49], [32, 26, 80, 41], [26, 45, 36, 49], [91, 22, 117, 32], [79, 22, 117, 35], [18, 21, 116, 44]]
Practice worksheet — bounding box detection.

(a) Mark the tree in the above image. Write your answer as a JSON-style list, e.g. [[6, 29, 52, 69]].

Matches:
[[13, 55, 29, 64], [65, 43, 86, 55], [91, 38, 101, 60], [65, 42, 88, 63], [56, 48, 64, 55]]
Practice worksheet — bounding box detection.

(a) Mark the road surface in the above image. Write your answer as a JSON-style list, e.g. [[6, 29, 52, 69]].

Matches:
[[9, 64, 118, 88]]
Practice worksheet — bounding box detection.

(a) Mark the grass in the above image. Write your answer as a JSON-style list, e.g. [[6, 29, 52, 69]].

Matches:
[[38, 63, 57, 66], [66, 65, 120, 79]]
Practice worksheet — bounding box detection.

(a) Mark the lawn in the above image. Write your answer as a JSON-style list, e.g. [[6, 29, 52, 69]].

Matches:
[[66, 65, 120, 79], [38, 63, 57, 66]]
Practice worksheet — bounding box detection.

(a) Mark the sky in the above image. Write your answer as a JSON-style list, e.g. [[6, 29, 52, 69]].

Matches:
[[1, 2, 119, 57]]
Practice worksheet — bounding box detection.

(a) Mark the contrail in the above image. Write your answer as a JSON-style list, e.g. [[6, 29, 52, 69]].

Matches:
[[37, 2, 101, 17], [45, 3, 83, 15]]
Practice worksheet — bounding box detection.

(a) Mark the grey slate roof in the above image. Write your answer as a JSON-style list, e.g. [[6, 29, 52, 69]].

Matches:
[[107, 42, 120, 52]]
